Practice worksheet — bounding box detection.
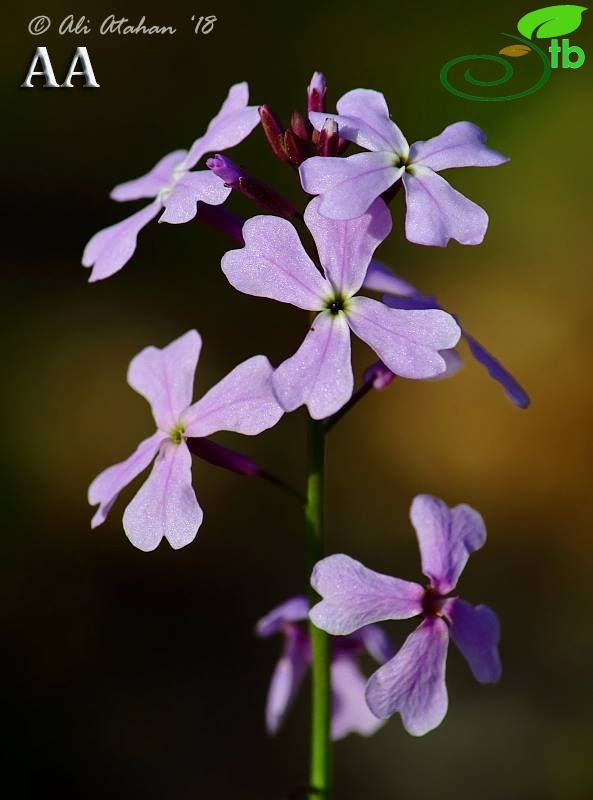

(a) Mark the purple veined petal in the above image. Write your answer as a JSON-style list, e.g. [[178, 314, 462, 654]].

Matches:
[[122, 440, 203, 551], [356, 624, 397, 664], [346, 296, 460, 380], [82, 202, 161, 282], [304, 197, 392, 296], [256, 596, 309, 638], [88, 430, 167, 528], [336, 88, 408, 154], [409, 122, 509, 172], [127, 329, 202, 432], [366, 617, 449, 736], [402, 166, 489, 247], [265, 627, 310, 735], [464, 331, 530, 409], [184, 82, 260, 169], [273, 312, 353, 420], [183, 355, 284, 437], [221, 215, 329, 311], [309, 554, 424, 635], [110, 149, 187, 202], [444, 598, 502, 684], [410, 494, 487, 594], [331, 654, 385, 741], [309, 89, 408, 154], [159, 171, 231, 225], [300, 152, 402, 221]]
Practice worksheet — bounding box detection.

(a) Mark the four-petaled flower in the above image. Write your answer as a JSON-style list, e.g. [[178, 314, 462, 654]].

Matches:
[[221, 197, 461, 419], [256, 596, 395, 740], [309, 494, 501, 736], [82, 82, 260, 282], [88, 330, 283, 551], [300, 88, 508, 246], [363, 260, 530, 408]]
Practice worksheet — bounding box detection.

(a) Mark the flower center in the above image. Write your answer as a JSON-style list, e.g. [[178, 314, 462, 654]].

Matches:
[[325, 295, 348, 316], [169, 423, 186, 445], [422, 586, 444, 617]]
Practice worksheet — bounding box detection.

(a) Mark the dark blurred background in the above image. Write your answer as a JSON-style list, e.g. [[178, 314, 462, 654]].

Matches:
[[2, 0, 592, 797]]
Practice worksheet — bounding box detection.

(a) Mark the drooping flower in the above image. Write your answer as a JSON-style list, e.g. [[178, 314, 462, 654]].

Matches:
[[309, 494, 501, 736], [256, 596, 395, 740], [82, 82, 260, 282], [88, 330, 283, 551], [300, 88, 508, 246], [221, 197, 460, 419], [363, 260, 530, 408]]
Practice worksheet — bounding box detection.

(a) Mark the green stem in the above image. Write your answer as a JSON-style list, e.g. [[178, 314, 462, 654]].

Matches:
[[305, 420, 332, 800]]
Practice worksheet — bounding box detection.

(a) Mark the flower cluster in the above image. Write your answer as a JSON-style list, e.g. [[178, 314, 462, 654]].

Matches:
[[84, 73, 524, 744]]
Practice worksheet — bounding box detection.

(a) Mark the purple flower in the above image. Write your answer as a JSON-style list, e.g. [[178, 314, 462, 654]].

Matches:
[[300, 88, 508, 246], [221, 198, 460, 419], [364, 260, 530, 408], [256, 597, 395, 740], [88, 330, 283, 551], [82, 82, 260, 282], [309, 494, 501, 736]]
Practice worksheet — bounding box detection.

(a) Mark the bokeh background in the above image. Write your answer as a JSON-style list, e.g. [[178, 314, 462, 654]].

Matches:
[[2, 0, 592, 797]]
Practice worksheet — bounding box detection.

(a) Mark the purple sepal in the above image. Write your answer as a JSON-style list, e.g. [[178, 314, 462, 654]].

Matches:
[[186, 437, 261, 477]]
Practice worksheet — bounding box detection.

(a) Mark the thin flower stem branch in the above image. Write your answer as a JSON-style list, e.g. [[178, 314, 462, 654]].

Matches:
[[324, 379, 374, 433], [259, 470, 305, 505], [305, 420, 332, 800]]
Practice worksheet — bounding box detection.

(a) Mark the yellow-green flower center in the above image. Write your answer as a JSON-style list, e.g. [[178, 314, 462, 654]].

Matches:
[[169, 423, 186, 445]]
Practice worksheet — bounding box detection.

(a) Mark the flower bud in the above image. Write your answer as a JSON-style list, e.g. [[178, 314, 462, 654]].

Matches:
[[317, 118, 340, 157], [206, 154, 243, 187], [259, 105, 290, 162], [283, 129, 308, 167], [363, 361, 396, 391], [307, 71, 327, 113], [291, 110, 313, 143]]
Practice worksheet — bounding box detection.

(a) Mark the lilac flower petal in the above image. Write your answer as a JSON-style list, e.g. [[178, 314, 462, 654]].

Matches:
[[346, 296, 460, 379], [82, 202, 161, 282], [127, 330, 202, 432], [366, 618, 449, 735], [409, 122, 508, 172], [356, 624, 397, 664], [123, 440, 202, 551], [110, 149, 187, 202], [300, 152, 401, 220], [410, 494, 487, 594], [310, 554, 424, 635], [88, 430, 167, 528], [183, 355, 284, 437], [445, 598, 502, 684], [403, 167, 489, 246], [265, 627, 310, 734], [464, 332, 530, 409], [273, 313, 353, 420], [221, 215, 329, 310], [310, 89, 407, 154], [159, 171, 231, 224], [184, 82, 260, 169], [304, 197, 392, 296], [256, 596, 309, 638], [331, 655, 385, 740]]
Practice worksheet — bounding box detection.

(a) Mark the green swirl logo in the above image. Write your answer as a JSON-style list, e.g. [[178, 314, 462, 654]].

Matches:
[[440, 5, 587, 101]]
